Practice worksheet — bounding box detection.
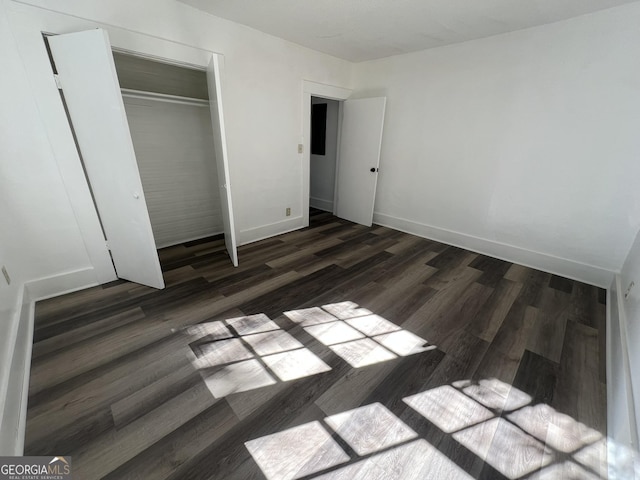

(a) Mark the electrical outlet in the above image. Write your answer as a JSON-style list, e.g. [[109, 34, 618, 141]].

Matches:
[[286, 207, 291, 217], [2, 265, 10, 285]]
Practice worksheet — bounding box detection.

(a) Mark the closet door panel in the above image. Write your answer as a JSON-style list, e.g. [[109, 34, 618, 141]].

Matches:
[[206, 55, 238, 266], [48, 29, 164, 289]]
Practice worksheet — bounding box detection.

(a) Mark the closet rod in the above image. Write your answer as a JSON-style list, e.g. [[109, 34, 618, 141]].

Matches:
[[120, 88, 210, 107]]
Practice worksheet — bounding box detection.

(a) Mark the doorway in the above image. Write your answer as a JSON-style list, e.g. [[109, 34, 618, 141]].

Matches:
[[309, 96, 339, 215], [113, 51, 225, 249], [302, 81, 387, 229]]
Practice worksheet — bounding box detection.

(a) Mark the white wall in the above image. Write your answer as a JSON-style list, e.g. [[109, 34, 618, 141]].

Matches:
[[0, 0, 100, 445], [0, 0, 94, 301], [310, 97, 339, 212], [353, 4, 640, 287], [5, 0, 353, 249]]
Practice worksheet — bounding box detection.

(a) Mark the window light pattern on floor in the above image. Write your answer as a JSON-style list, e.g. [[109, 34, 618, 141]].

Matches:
[[285, 301, 435, 368], [245, 402, 472, 480], [245, 378, 607, 480], [404, 378, 606, 479], [186, 313, 331, 398], [186, 302, 436, 399]]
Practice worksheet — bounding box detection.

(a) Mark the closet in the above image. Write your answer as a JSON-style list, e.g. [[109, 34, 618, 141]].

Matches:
[[47, 29, 238, 290], [113, 52, 224, 249]]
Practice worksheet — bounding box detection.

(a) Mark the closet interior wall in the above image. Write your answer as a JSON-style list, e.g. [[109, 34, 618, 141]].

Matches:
[[113, 52, 224, 249]]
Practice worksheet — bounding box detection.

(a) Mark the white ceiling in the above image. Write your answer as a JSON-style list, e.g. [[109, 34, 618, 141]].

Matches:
[[178, 0, 638, 62]]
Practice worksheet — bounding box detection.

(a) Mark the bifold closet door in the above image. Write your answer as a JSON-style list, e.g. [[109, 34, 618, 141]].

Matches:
[[48, 29, 165, 289], [206, 56, 239, 267]]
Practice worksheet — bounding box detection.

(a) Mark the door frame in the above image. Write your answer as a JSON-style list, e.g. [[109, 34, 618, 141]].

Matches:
[[8, 7, 234, 285], [302, 81, 352, 227], [114, 48, 238, 267]]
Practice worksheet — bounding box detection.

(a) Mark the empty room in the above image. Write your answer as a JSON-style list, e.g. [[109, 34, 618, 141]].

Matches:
[[1, 0, 639, 478]]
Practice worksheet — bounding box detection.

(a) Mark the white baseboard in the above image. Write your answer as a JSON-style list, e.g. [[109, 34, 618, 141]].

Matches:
[[310, 197, 334, 213], [0, 297, 33, 456], [0, 267, 99, 455], [0, 288, 25, 454], [25, 267, 99, 302], [373, 212, 614, 288], [607, 275, 640, 478], [238, 216, 304, 246]]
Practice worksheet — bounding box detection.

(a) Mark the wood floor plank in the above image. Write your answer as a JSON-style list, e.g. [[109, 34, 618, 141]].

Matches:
[[468, 255, 513, 288], [74, 382, 219, 480], [31, 307, 146, 360], [553, 321, 605, 434], [512, 349, 559, 405], [526, 288, 570, 363], [110, 362, 202, 429], [427, 282, 494, 354], [468, 278, 522, 343], [25, 212, 607, 480]]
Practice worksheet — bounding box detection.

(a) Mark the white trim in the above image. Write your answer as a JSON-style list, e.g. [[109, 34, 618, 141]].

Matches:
[[25, 267, 99, 302], [309, 196, 334, 213], [301, 80, 352, 229], [607, 276, 640, 478], [615, 274, 639, 446], [7, 299, 34, 456], [303, 80, 352, 99], [111, 47, 210, 71], [373, 211, 614, 288], [238, 216, 303, 246], [0, 268, 98, 455], [0, 293, 30, 456], [0, 291, 25, 450]]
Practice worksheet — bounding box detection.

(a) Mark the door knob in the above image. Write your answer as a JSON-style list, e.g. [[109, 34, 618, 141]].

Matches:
[[370, 167, 378, 173]]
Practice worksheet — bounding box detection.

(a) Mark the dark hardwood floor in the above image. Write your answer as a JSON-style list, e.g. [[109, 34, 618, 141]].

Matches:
[[25, 210, 607, 479]]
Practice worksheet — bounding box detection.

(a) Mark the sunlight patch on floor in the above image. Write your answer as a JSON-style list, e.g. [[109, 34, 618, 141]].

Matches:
[[324, 403, 417, 455], [245, 375, 607, 479], [403, 378, 606, 479], [246, 403, 472, 480], [404, 385, 494, 433], [202, 359, 276, 397], [453, 417, 554, 478], [187, 302, 434, 399], [286, 301, 434, 368], [187, 313, 330, 398], [245, 421, 349, 480]]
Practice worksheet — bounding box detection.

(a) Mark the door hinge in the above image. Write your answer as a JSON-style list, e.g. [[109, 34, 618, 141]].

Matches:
[[53, 74, 62, 90]]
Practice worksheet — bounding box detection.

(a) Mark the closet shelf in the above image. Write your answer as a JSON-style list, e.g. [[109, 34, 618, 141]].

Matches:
[[120, 88, 210, 107]]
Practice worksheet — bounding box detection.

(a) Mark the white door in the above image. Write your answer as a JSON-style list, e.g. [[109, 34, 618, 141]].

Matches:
[[206, 56, 239, 266], [48, 29, 165, 289], [336, 97, 386, 227]]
